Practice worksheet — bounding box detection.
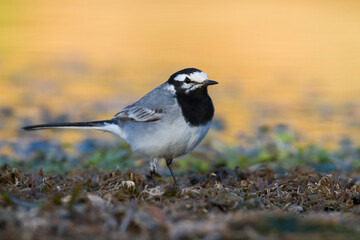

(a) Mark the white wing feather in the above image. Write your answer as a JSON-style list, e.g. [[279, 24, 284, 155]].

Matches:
[[114, 106, 164, 122]]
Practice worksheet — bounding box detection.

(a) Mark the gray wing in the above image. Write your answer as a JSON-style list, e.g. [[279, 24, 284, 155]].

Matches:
[[114, 83, 176, 123], [114, 106, 165, 122]]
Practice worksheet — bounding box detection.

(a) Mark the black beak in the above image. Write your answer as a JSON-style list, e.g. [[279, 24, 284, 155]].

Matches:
[[204, 80, 218, 86]]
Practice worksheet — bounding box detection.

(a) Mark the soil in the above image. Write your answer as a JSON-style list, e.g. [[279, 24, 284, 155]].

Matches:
[[2, 165, 360, 240]]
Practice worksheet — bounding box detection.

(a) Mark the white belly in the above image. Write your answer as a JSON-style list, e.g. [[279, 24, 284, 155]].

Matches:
[[123, 119, 211, 159]]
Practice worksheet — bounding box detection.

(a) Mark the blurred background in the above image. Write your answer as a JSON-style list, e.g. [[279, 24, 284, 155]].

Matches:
[[1, 0, 360, 150]]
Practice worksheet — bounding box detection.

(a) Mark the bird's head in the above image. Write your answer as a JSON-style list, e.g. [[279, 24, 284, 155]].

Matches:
[[166, 68, 218, 95]]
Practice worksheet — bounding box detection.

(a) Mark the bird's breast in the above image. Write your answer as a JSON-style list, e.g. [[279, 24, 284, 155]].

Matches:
[[122, 117, 212, 159]]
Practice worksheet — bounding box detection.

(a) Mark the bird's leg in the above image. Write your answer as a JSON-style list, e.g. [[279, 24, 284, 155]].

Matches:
[[149, 169, 157, 185], [166, 158, 178, 185], [148, 158, 158, 184]]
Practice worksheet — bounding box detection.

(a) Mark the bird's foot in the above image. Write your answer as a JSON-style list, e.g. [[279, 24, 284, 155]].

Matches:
[[166, 159, 178, 186], [146, 171, 162, 186]]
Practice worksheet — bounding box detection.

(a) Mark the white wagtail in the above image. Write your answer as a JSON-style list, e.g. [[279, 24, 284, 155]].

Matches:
[[23, 68, 218, 185]]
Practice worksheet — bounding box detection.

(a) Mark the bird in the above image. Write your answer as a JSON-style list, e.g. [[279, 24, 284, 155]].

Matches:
[[23, 68, 218, 185]]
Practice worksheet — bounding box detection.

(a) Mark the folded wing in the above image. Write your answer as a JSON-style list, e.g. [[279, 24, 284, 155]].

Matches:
[[114, 106, 165, 122]]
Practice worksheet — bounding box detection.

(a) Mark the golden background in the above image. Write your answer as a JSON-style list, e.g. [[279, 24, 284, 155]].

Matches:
[[1, 0, 360, 145]]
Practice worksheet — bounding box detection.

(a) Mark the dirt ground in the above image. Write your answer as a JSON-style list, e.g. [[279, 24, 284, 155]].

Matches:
[[1, 165, 360, 240]]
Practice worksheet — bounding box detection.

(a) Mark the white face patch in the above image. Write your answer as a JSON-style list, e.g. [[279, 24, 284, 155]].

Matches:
[[174, 71, 208, 83], [173, 71, 209, 94], [183, 83, 203, 94]]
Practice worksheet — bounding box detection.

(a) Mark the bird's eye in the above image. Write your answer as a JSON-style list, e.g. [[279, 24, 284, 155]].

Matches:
[[184, 77, 191, 84]]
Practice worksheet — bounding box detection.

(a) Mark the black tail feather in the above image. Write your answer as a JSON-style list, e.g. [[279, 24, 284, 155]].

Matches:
[[22, 119, 117, 131]]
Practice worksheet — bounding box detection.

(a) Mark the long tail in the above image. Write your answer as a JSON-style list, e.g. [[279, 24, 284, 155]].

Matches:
[[22, 119, 121, 135]]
